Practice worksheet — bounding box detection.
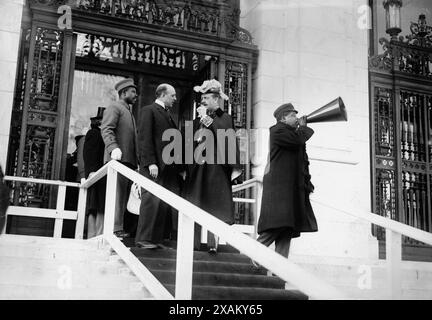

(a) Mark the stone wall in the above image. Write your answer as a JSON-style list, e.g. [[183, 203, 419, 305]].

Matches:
[[240, 0, 378, 259], [0, 0, 24, 169]]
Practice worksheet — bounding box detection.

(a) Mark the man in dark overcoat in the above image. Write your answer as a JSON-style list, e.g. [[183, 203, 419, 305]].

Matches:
[[135, 84, 182, 249], [101, 78, 138, 238], [84, 107, 106, 238], [185, 79, 242, 254], [256, 103, 318, 259]]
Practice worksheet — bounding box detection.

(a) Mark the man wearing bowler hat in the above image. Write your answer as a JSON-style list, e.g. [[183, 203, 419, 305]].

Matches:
[[254, 103, 318, 263], [101, 78, 139, 239]]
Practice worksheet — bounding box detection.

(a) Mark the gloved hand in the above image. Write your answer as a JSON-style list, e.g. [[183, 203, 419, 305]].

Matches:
[[231, 168, 242, 181], [111, 148, 122, 161], [149, 164, 158, 179]]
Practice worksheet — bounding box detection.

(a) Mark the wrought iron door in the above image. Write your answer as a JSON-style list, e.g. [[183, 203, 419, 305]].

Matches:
[[370, 23, 432, 246], [7, 25, 71, 209]]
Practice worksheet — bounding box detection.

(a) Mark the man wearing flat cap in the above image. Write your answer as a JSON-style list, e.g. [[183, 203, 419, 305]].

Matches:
[[101, 78, 139, 238], [255, 103, 317, 262], [185, 79, 242, 254]]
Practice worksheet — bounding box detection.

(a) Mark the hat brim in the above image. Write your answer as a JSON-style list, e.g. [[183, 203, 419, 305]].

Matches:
[[117, 84, 137, 92]]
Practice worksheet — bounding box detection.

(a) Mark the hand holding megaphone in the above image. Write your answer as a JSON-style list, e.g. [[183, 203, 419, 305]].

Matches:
[[298, 116, 307, 127]]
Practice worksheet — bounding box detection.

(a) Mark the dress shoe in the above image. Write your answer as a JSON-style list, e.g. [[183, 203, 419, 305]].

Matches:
[[208, 247, 217, 255], [136, 241, 158, 249], [156, 243, 171, 250], [114, 230, 130, 239]]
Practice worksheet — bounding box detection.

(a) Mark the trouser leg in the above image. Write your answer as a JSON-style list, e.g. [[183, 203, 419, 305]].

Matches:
[[114, 174, 131, 232], [275, 228, 293, 258], [194, 223, 202, 251], [95, 212, 104, 236], [87, 214, 96, 239], [207, 231, 218, 250], [135, 189, 168, 243], [256, 230, 279, 247]]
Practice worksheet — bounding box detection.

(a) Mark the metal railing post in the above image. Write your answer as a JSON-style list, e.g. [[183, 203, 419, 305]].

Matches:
[[103, 165, 118, 237], [386, 229, 402, 299], [175, 211, 195, 299], [54, 185, 66, 238], [75, 181, 87, 239]]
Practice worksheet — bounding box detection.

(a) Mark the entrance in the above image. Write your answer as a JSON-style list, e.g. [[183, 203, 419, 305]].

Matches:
[[6, 12, 256, 237]]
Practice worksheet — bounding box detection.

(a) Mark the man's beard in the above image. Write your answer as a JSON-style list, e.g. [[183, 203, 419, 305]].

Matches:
[[126, 97, 136, 104]]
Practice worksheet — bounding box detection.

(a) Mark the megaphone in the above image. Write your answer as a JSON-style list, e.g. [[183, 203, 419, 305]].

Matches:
[[306, 97, 347, 123]]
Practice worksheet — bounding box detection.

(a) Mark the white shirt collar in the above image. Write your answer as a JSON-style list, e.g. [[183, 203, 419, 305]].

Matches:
[[155, 99, 165, 109]]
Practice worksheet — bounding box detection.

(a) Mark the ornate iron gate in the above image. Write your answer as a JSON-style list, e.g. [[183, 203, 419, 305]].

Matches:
[[369, 19, 432, 246]]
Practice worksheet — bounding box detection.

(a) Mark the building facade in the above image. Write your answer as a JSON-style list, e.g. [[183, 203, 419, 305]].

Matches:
[[1, 0, 431, 261]]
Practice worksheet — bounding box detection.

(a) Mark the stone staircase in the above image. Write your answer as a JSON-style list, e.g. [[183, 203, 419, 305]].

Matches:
[[0, 234, 153, 299], [126, 240, 308, 300], [2, 234, 431, 299]]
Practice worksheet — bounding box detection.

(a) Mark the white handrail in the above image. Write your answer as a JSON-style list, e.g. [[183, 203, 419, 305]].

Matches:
[[4, 175, 80, 187], [2, 176, 83, 238], [83, 161, 346, 300], [311, 199, 432, 246]]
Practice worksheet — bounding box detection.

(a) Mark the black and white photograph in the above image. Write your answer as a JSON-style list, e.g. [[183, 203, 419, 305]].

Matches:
[[0, 0, 431, 305]]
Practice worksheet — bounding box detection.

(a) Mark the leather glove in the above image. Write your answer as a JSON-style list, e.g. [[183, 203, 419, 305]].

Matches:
[[149, 164, 158, 179], [111, 148, 122, 161]]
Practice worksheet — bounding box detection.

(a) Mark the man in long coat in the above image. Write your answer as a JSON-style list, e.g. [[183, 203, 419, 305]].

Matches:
[[84, 107, 106, 238], [101, 78, 138, 238], [257, 103, 318, 259], [135, 84, 182, 249], [185, 79, 242, 254]]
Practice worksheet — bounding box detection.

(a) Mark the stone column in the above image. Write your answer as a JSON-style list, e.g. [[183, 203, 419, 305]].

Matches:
[[0, 0, 24, 169], [240, 0, 378, 259]]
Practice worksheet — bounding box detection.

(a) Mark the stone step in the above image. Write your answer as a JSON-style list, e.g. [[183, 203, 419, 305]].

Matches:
[[0, 283, 153, 300], [130, 247, 251, 264], [296, 262, 432, 290], [0, 234, 105, 250], [0, 243, 112, 261], [151, 269, 286, 289], [138, 257, 267, 275], [164, 284, 307, 300]]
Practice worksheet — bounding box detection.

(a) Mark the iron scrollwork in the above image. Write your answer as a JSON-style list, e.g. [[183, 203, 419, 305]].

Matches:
[[28, 0, 254, 45]]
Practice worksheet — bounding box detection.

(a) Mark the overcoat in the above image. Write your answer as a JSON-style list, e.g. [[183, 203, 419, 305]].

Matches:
[[257, 121, 318, 238], [83, 126, 106, 216], [101, 100, 138, 168], [185, 108, 241, 224]]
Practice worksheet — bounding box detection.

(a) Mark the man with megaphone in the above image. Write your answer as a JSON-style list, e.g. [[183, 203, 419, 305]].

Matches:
[[254, 103, 318, 263]]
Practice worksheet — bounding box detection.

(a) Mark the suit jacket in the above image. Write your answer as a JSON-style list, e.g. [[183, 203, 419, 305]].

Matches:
[[137, 102, 179, 175], [101, 100, 138, 168]]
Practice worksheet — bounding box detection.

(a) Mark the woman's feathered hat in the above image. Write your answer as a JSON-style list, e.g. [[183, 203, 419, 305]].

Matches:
[[193, 79, 229, 101]]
